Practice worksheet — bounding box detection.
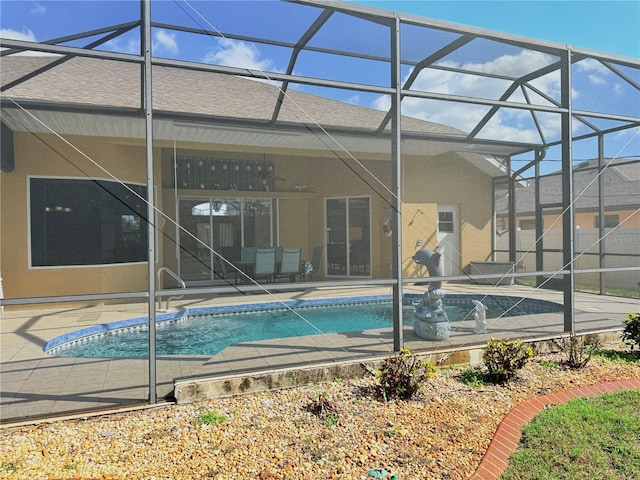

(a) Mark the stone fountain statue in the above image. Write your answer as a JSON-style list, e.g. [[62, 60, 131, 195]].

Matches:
[[472, 299, 488, 334], [412, 248, 450, 341]]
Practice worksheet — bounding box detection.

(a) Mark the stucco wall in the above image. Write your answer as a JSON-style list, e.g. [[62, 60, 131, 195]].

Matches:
[[402, 154, 493, 275], [0, 133, 156, 298], [1, 135, 495, 298]]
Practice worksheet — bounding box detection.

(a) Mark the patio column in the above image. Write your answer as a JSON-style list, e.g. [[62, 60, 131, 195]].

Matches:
[[142, 0, 158, 403], [597, 134, 606, 295], [391, 15, 403, 351], [507, 156, 517, 264], [560, 49, 575, 333], [535, 150, 544, 287]]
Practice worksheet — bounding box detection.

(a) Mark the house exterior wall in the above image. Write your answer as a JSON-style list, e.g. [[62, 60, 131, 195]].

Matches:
[[402, 155, 494, 274], [0, 133, 157, 298], [1, 134, 496, 299]]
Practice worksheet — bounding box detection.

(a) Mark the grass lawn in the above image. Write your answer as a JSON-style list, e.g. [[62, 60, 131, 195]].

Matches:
[[500, 389, 640, 480]]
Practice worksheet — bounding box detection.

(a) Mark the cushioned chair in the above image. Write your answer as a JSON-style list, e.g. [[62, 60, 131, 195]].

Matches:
[[238, 246, 257, 279], [214, 256, 241, 285], [252, 248, 276, 283], [274, 248, 301, 282]]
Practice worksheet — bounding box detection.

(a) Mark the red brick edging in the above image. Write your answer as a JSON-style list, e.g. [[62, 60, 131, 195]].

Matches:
[[469, 379, 640, 480]]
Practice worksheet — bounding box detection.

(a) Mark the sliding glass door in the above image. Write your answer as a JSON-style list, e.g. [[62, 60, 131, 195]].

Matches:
[[178, 197, 272, 282], [326, 197, 371, 277]]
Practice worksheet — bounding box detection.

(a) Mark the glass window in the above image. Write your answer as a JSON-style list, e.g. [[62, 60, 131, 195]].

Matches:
[[30, 178, 147, 266], [594, 214, 619, 228], [438, 211, 454, 233], [519, 219, 536, 230]]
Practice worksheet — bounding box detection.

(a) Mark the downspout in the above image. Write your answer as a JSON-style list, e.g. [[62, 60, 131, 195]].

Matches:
[[391, 15, 403, 351], [142, 0, 157, 403]]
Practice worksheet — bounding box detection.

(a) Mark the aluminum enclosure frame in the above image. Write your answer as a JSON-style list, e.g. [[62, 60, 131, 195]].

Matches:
[[1, 0, 639, 406]]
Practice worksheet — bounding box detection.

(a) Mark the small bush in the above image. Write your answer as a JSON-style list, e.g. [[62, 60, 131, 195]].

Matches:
[[375, 348, 436, 401], [621, 313, 640, 351], [594, 349, 640, 363], [560, 333, 599, 369], [483, 338, 534, 383], [539, 359, 559, 369], [460, 366, 485, 387], [195, 409, 227, 425], [304, 390, 339, 425]]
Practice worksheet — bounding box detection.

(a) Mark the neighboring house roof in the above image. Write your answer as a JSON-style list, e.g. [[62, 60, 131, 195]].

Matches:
[[1, 55, 509, 176], [495, 158, 640, 215]]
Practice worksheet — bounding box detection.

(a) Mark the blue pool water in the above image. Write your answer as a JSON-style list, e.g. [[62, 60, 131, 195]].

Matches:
[[44, 295, 562, 358]]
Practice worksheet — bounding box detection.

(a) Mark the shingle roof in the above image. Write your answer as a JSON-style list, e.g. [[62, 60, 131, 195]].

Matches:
[[495, 158, 640, 214], [1, 56, 461, 136]]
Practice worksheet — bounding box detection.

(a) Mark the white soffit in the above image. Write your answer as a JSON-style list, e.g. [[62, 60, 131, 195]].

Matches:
[[2, 109, 465, 158]]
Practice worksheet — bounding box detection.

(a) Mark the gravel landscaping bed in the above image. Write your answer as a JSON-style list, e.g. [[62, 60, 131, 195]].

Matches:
[[1, 350, 639, 480]]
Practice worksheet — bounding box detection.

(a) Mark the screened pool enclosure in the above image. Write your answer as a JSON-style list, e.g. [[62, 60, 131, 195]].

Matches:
[[1, 0, 638, 420]]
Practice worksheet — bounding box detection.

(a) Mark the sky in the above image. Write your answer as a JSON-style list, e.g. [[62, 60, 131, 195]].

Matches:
[[1, 0, 638, 166], [353, 1, 640, 59]]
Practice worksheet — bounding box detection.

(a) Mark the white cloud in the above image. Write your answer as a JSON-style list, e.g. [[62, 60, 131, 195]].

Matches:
[[154, 29, 178, 55], [0, 27, 57, 56], [370, 49, 563, 143], [29, 4, 46, 15], [202, 38, 278, 73], [104, 37, 140, 55], [575, 57, 611, 87], [1, 27, 37, 42], [345, 95, 361, 105]]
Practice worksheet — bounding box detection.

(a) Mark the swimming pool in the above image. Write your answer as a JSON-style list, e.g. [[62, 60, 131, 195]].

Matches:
[[44, 294, 562, 358]]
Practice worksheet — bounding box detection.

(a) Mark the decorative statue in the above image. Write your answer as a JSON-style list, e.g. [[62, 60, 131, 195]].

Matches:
[[472, 299, 488, 334], [412, 248, 450, 341]]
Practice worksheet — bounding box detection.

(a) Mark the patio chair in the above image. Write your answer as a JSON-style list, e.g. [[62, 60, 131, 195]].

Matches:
[[241, 246, 257, 264], [252, 248, 276, 283], [214, 256, 241, 285], [274, 248, 302, 282], [239, 246, 257, 277]]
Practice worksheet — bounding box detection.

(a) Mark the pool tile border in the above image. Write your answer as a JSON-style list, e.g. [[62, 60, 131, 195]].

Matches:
[[470, 379, 640, 480]]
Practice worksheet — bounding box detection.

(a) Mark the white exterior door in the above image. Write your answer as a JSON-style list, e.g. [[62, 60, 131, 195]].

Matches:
[[437, 205, 460, 276]]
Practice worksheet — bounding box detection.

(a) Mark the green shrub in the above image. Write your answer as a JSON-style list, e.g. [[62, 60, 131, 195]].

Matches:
[[460, 366, 485, 387], [195, 409, 227, 425], [560, 333, 599, 369], [621, 313, 640, 351], [594, 349, 640, 363], [375, 348, 436, 401], [539, 359, 559, 369], [483, 338, 534, 383]]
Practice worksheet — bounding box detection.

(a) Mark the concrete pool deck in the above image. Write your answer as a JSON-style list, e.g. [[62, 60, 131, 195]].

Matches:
[[1, 283, 638, 425]]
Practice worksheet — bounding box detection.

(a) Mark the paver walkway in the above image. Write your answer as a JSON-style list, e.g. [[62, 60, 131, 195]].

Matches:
[[470, 379, 640, 480]]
